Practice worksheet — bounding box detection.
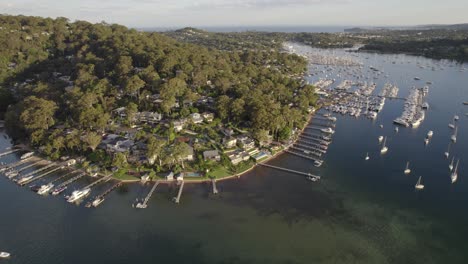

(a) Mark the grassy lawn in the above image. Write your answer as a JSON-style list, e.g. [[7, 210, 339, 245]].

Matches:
[[209, 166, 231, 178], [112, 170, 140, 181]]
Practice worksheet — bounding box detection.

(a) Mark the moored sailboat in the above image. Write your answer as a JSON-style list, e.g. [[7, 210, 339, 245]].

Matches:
[[415, 176, 424, 190], [451, 159, 459, 184], [380, 137, 388, 154], [404, 161, 411, 174]]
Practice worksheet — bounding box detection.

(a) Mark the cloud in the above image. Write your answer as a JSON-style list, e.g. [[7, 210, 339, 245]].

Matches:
[[188, 0, 349, 10]]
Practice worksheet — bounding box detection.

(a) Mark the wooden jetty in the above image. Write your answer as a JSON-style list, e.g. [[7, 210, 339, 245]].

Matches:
[[18, 163, 56, 179], [285, 150, 321, 162], [211, 179, 218, 194], [0, 149, 20, 158], [289, 146, 323, 157], [258, 163, 320, 180], [21, 166, 63, 185], [294, 143, 327, 154], [48, 170, 80, 184], [136, 181, 160, 209], [296, 139, 328, 150], [82, 175, 112, 190], [88, 182, 122, 208], [301, 132, 331, 141], [55, 173, 86, 189], [17, 160, 43, 173], [299, 135, 330, 145], [174, 181, 185, 204], [1, 157, 34, 170]]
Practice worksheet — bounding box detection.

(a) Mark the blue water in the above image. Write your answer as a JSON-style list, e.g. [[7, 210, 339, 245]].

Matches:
[[1, 46, 468, 263]]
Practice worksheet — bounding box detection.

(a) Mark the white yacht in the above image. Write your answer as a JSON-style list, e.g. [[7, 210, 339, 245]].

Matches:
[[451, 160, 459, 184], [454, 115, 459, 121], [37, 183, 54, 195], [365, 152, 370, 161], [427, 131, 433, 137], [0, 252, 10, 258], [67, 188, 91, 203], [448, 123, 455, 129], [378, 136, 384, 143], [20, 152, 34, 160], [320, 127, 335, 134], [449, 157, 455, 171], [404, 162, 411, 174], [415, 176, 424, 190], [380, 137, 388, 154], [314, 160, 323, 167]]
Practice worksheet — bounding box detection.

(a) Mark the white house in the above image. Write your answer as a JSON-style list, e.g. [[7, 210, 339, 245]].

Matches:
[[190, 113, 204, 124], [223, 137, 237, 148]]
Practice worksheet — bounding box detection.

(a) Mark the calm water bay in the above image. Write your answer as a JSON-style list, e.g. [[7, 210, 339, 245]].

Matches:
[[1, 46, 467, 263]]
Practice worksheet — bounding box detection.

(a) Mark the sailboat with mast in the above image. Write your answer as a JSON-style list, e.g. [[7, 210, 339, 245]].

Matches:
[[451, 126, 457, 143], [451, 159, 459, 184], [444, 142, 450, 158], [404, 162, 411, 174], [415, 176, 424, 190], [380, 137, 388, 154], [449, 157, 455, 171], [365, 152, 370, 160]]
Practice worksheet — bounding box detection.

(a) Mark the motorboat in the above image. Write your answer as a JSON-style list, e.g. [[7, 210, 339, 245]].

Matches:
[[52, 186, 67, 196], [378, 136, 384, 143], [314, 160, 323, 167], [451, 127, 457, 143], [424, 138, 429, 145], [427, 131, 433, 137], [0, 252, 10, 258], [37, 183, 54, 195], [92, 197, 105, 207]]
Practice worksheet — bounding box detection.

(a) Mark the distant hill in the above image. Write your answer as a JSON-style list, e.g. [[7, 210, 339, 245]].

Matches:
[[415, 24, 468, 30], [345, 24, 468, 33]]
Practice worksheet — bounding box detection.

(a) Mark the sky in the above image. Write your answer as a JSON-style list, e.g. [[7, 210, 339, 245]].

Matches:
[[1, 0, 468, 28]]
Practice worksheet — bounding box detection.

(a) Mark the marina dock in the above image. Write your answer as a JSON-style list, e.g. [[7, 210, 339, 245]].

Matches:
[[258, 163, 320, 180], [293, 143, 327, 154], [174, 181, 185, 204], [17, 163, 56, 179], [1, 157, 34, 170], [82, 175, 112, 190], [0, 149, 20, 158], [89, 182, 122, 208], [289, 146, 323, 157], [48, 170, 80, 184], [285, 149, 321, 162], [136, 181, 160, 209], [55, 173, 86, 189], [17, 160, 43, 173], [211, 179, 218, 194], [20, 166, 63, 185]]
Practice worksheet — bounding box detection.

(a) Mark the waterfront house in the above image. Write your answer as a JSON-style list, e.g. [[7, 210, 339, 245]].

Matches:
[[203, 150, 220, 161], [223, 137, 237, 148], [202, 112, 214, 122], [190, 113, 204, 124], [237, 136, 255, 149], [166, 171, 174, 181]]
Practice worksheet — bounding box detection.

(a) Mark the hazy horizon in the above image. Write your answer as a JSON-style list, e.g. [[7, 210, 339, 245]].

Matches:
[[1, 0, 468, 28]]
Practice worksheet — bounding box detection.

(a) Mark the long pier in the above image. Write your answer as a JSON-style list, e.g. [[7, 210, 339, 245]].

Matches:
[[297, 139, 328, 150], [48, 170, 80, 184], [82, 175, 112, 190], [19, 163, 56, 178], [17, 160, 43, 173], [0, 149, 20, 158], [289, 146, 323, 157], [258, 163, 320, 180], [313, 116, 336, 122], [55, 173, 86, 189], [1, 157, 34, 170], [285, 150, 321, 162], [136, 181, 160, 209], [97, 182, 122, 200], [308, 121, 336, 128], [212, 179, 218, 194], [174, 181, 185, 204], [301, 132, 331, 141], [299, 135, 331, 145], [21, 166, 63, 185], [294, 143, 327, 153]]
